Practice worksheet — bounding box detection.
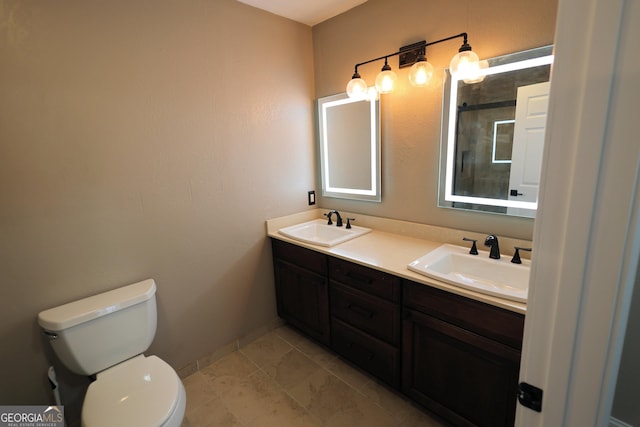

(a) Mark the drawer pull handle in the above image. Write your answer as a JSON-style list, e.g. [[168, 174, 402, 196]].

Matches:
[[348, 341, 375, 360], [346, 271, 374, 285], [347, 303, 374, 319]]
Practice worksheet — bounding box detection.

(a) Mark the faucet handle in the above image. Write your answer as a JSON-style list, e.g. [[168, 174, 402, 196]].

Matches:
[[511, 246, 532, 264], [462, 237, 479, 255], [346, 218, 355, 229], [323, 212, 333, 225]]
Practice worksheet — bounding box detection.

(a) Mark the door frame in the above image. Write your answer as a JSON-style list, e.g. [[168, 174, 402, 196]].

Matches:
[[517, 0, 640, 425]]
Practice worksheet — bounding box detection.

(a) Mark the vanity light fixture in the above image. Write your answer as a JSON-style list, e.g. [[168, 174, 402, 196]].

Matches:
[[346, 33, 480, 98]]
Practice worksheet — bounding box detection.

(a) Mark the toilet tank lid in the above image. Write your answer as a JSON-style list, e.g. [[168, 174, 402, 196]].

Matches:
[[38, 279, 157, 331]]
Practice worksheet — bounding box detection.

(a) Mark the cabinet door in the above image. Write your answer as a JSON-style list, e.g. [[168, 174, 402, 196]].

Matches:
[[403, 309, 520, 427], [274, 260, 330, 345]]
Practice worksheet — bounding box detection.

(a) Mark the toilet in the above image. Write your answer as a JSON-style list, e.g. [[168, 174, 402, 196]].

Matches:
[[38, 279, 186, 427]]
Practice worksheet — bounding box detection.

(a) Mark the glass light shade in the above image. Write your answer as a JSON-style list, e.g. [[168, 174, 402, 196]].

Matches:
[[408, 60, 434, 87], [463, 59, 489, 84], [449, 50, 480, 80], [375, 69, 397, 94], [346, 77, 368, 99]]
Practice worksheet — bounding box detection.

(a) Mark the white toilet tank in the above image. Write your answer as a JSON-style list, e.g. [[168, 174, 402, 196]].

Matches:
[[38, 279, 158, 376]]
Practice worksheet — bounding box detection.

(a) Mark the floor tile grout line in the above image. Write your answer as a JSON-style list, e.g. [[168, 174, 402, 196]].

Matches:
[[258, 364, 325, 427], [239, 329, 362, 424], [265, 327, 406, 424], [275, 333, 377, 399], [239, 341, 325, 426], [186, 326, 437, 426]]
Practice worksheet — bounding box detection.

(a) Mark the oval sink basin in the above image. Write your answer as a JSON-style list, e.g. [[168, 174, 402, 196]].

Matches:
[[279, 219, 371, 247], [407, 244, 530, 302]]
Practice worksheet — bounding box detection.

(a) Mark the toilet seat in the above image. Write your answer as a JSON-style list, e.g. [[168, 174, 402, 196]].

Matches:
[[82, 355, 185, 427]]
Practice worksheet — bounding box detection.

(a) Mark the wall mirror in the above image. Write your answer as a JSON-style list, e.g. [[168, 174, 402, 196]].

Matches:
[[438, 46, 554, 217], [317, 92, 381, 202]]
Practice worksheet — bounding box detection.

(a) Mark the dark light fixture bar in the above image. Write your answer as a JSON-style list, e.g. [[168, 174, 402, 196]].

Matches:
[[399, 40, 428, 68]]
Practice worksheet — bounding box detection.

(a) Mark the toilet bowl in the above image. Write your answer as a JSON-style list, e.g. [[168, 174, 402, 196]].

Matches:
[[82, 355, 185, 427], [38, 279, 186, 427]]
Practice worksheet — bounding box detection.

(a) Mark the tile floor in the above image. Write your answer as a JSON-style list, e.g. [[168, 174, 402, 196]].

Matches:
[[180, 325, 446, 427]]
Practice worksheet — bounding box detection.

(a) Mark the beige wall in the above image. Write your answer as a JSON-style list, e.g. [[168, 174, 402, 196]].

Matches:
[[313, 0, 557, 240], [0, 0, 314, 403], [0, 0, 558, 407]]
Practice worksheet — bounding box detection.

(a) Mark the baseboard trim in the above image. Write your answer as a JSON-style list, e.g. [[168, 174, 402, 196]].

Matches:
[[177, 317, 285, 378]]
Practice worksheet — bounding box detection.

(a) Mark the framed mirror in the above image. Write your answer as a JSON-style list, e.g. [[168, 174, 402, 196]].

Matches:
[[317, 92, 381, 202], [439, 46, 554, 217]]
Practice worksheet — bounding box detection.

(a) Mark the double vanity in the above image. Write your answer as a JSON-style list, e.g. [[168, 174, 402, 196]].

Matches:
[[267, 210, 530, 427]]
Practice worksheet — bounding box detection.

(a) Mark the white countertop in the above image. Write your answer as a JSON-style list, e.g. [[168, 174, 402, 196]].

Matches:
[[266, 210, 527, 314]]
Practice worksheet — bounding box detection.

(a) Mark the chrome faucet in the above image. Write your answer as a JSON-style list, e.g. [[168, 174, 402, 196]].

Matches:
[[484, 234, 500, 259], [324, 210, 343, 227]]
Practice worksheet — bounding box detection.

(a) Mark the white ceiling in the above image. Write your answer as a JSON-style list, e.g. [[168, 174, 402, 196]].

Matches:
[[236, 0, 368, 26]]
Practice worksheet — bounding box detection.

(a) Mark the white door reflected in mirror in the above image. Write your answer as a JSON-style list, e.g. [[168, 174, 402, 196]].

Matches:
[[507, 81, 550, 217]]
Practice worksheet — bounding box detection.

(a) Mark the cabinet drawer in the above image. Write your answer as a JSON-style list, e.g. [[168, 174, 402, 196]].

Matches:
[[331, 282, 401, 346], [329, 257, 401, 302], [272, 239, 327, 275], [403, 280, 524, 349], [331, 318, 400, 389]]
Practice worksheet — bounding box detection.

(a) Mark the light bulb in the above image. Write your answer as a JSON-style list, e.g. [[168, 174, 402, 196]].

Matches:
[[374, 59, 397, 94], [375, 69, 397, 94], [375, 59, 396, 94], [463, 59, 489, 84], [449, 49, 480, 80], [346, 77, 368, 99], [409, 59, 434, 87]]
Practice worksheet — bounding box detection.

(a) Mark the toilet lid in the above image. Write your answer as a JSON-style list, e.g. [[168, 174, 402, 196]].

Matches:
[[82, 355, 179, 427]]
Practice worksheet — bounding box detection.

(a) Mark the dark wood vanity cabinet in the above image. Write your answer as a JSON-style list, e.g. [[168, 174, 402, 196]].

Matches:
[[272, 239, 330, 345], [271, 239, 525, 426], [402, 280, 525, 427], [329, 257, 402, 388]]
